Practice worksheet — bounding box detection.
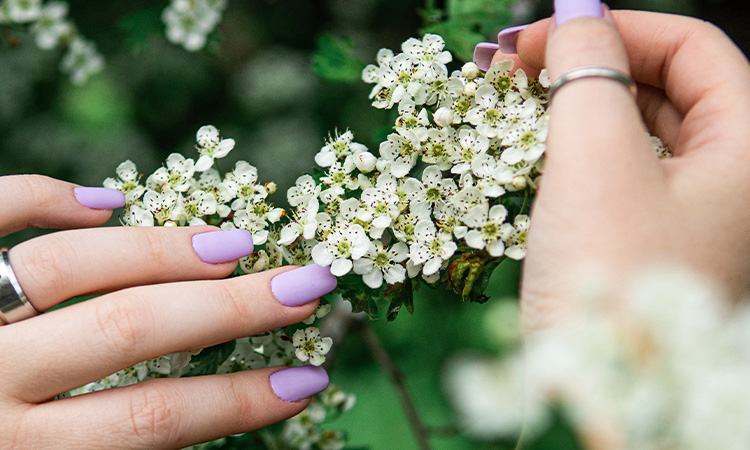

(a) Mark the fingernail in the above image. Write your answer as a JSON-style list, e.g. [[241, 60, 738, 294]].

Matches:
[[192, 229, 254, 264], [497, 24, 529, 54], [473, 42, 499, 72], [74, 187, 125, 210], [554, 0, 603, 25], [270, 366, 329, 402], [271, 264, 337, 307]]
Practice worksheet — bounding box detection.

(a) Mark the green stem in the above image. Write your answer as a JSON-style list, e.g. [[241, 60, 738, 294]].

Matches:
[[520, 189, 530, 215]]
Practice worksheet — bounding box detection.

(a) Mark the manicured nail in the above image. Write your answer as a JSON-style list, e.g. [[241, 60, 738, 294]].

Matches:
[[473, 42, 499, 72], [554, 0, 603, 25], [192, 229, 254, 264], [270, 366, 329, 402], [271, 264, 337, 307], [74, 187, 125, 210], [497, 24, 529, 54]]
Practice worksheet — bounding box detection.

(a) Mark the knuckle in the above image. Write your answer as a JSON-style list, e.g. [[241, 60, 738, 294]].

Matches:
[[127, 383, 181, 447], [215, 280, 254, 327], [137, 229, 172, 271], [559, 20, 622, 57], [13, 237, 74, 302], [93, 297, 154, 355], [19, 175, 58, 211]]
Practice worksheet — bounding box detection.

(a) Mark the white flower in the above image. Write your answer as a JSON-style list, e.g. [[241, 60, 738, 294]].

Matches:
[[123, 204, 154, 227], [409, 219, 457, 276], [466, 84, 505, 138], [162, 0, 226, 52], [501, 115, 548, 164], [464, 205, 508, 257], [395, 99, 430, 140], [2, 0, 41, 23], [485, 60, 527, 97], [320, 161, 358, 197], [278, 196, 320, 245], [60, 37, 104, 85], [282, 238, 318, 267], [379, 129, 422, 178], [353, 241, 409, 289], [315, 130, 367, 167], [422, 127, 456, 170], [31, 2, 71, 50], [358, 187, 400, 238], [287, 174, 318, 207], [194, 125, 235, 171], [451, 128, 490, 175], [403, 165, 457, 218], [143, 189, 179, 225], [179, 190, 217, 226], [104, 160, 145, 203], [302, 303, 332, 325], [311, 223, 370, 276], [349, 151, 377, 173], [502, 215, 530, 260], [292, 327, 332, 366], [146, 153, 196, 192], [232, 210, 269, 245]]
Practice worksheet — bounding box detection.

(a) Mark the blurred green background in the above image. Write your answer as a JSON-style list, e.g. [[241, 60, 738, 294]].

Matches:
[[1, 0, 748, 448]]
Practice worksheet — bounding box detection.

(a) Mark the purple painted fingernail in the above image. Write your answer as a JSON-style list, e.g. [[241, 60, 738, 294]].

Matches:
[[497, 24, 529, 55], [271, 264, 337, 307], [192, 229, 254, 264], [74, 187, 125, 210], [270, 366, 329, 402], [554, 0, 603, 25], [473, 42, 499, 72]]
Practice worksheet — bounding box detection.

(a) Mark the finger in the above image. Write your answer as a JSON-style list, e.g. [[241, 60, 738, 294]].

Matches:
[[8, 226, 252, 311], [19, 366, 328, 450], [636, 84, 683, 153], [543, 3, 662, 187], [517, 10, 750, 153], [1, 265, 335, 402], [0, 175, 124, 237]]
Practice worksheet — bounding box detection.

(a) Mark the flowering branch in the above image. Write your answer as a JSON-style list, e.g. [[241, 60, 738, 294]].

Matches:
[[358, 321, 433, 450]]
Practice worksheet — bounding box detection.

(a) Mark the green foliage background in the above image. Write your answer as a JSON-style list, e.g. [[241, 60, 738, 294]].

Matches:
[[1, 0, 748, 448]]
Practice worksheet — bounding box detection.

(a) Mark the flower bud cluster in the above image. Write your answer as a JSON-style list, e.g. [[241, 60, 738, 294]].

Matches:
[[0, 0, 103, 84]]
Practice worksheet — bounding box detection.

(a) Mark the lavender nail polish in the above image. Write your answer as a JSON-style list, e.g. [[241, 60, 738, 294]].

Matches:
[[473, 42, 500, 72], [73, 187, 125, 210], [554, 0, 603, 25], [270, 366, 329, 402], [271, 264, 337, 307], [192, 229, 254, 264], [497, 24, 529, 55]]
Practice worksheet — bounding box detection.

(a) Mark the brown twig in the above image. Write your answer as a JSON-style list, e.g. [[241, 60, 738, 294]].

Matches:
[[358, 322, 433, 450]]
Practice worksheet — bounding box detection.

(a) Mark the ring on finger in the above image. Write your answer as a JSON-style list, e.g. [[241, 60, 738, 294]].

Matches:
[[550, 66, 637, 101], [0, 247, 38, 325]]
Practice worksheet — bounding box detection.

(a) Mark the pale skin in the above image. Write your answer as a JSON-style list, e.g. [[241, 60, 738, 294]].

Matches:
[[0, 175, 319, 449], [486, 8, 750, 329]]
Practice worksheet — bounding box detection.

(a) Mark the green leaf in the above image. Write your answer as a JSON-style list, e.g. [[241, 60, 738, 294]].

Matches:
[[183, 340, 236, 377], [312, 35, 366, 83], [384, 280, 414, 322]]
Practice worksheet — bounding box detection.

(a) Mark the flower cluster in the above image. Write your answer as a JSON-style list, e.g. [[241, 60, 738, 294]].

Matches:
[[0, 0, 103, 84], [445, 266, 750, 449], [275, 34, 548, 308], [162, 0, 228, 52]]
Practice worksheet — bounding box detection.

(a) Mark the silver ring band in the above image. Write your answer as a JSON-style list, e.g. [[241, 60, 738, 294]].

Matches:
[[0, 247, 38, 324], [550, 67, 637, 101]]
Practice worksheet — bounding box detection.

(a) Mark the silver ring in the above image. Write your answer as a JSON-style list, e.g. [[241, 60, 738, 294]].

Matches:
[[550, 66, 637, 101], [0, 247, 38, 324]]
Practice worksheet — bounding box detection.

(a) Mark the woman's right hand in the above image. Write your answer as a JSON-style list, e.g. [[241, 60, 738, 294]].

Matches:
[[479, 2, 750, 327]]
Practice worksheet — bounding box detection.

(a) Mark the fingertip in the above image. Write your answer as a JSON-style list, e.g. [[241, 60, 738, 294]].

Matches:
[[73, 187, 125, 210]]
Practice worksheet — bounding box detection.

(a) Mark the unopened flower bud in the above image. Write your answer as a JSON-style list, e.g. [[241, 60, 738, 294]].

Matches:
[[464, 81, 477, 96], [265, 182, 277, 194], [512, 175, 527, 190], [433, 107, 454, 127], [462, 62, 481, 80], [353, 151, 377, 173]]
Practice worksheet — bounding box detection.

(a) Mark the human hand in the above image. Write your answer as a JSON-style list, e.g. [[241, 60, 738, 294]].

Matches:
[[474, 1, 750, 327], [0, 175, 336, 449]]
